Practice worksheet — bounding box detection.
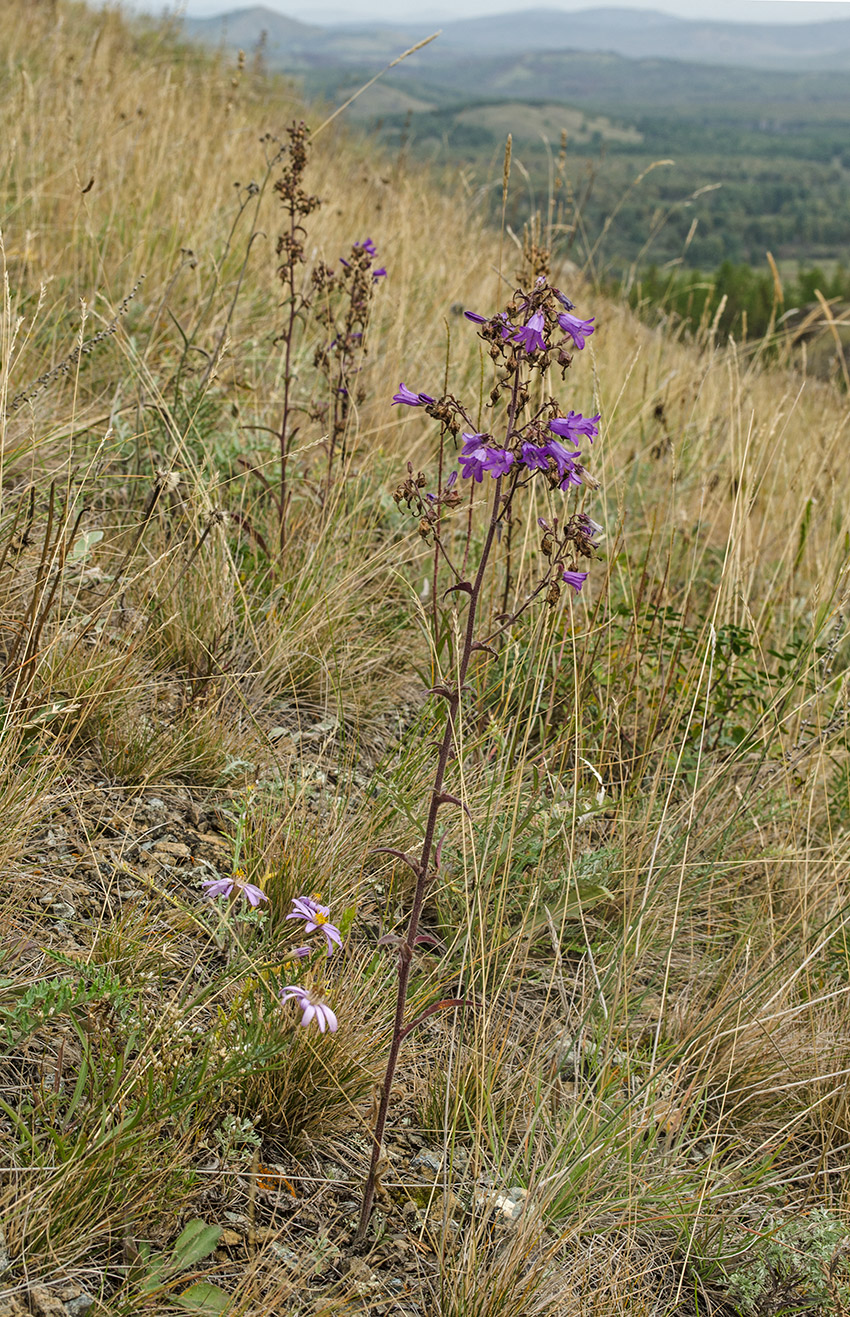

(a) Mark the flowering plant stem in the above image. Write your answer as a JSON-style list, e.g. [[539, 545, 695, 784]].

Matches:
[[356, 460, 508, 1240]]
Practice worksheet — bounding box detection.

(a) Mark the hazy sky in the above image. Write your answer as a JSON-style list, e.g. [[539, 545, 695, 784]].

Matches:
[[146, 0, 850, 24]]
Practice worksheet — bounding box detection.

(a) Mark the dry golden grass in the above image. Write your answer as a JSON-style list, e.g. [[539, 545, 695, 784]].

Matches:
[[2, 3, 850, 1316]]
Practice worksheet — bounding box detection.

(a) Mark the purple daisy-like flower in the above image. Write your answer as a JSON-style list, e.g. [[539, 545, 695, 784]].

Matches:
[[512, 311, 547, 354], [286, 895, 343, 956], [548, 411, 600, 445], [557, 312, 596, 350], [201, 873, 269, 908], [562, 569, 589, 593], [280, 985, 339, 1033], [392, 383, 435, 407]]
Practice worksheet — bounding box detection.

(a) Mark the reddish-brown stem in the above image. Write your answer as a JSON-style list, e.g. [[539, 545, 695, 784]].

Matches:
[[357, 376, 523, 1241], [278, 214, 298, 560]]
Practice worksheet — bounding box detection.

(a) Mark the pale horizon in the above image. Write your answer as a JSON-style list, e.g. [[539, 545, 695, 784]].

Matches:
[[134, 0, 850, 25]]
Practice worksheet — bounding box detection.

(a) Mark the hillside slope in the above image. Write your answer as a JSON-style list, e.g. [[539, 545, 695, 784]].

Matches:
[[2, 5, 850, 1316]]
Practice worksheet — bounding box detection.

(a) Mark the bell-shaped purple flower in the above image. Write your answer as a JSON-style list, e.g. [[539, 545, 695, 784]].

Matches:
[[511, 311, 547, 354], [393, 383, 435, 407], [558, 312, 596, 349], [465, 310, 513, 339], [548, 411, 600, 445], [458, 433, 515, 482], [562, 569, 589, 593], [520, 443, 550, 472]]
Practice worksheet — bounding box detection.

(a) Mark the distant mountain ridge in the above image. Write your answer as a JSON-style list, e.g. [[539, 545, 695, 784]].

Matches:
[[184, 4, 850, 71]]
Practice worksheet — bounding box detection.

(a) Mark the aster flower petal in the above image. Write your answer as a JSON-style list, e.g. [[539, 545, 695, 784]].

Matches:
[[201, 874, 268, 906], [280, 985, 339, 1032], [200, 877, 234, 899]]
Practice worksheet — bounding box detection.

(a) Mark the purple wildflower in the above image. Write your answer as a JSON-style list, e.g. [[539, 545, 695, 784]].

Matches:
[[520, 439, 582, 488], [372, 267, 387, 281], [464, 310, 513, 339], [558, 312, 596, 350], [512, 311, 547, 354], [458, 433, 515, 482], [548, 411, 600, 445], [286, 895, 343, 956], [562, 569, 589, 593], [520, 443, 551, 472], [280, 985, 338, 1033], [545, 437, 581, 470], [555, 290, 576, 312], [357, 238, 377, 256], [201, 873, 268, 908], [392, 383, 435, 407]]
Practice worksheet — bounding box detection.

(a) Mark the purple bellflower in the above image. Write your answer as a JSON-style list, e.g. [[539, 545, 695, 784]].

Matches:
[[286, 895, 343, 956], [393, 383, 435, 407], [512, 311, 547, 354], [558, 312, 596, 350], [520, 439, 582, 489], [464, 310, 513, 338], [201, 872, 268, 907], [520, 443, 551, 472], [562, 569, 589, 593], [458, 433, 515, 482], [280, 985, 338, 1033], [549, 411, 601, 445]]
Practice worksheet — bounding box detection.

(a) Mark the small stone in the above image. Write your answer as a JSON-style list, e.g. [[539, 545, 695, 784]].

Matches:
[[410, 1148, 443, 1176], [28, 1286, 67, 1317], [0, 1298, 29, 1317], [154, 842, 191, 859], [475, 1185, 529, 1223], [64, 1294, 95, 1317]]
